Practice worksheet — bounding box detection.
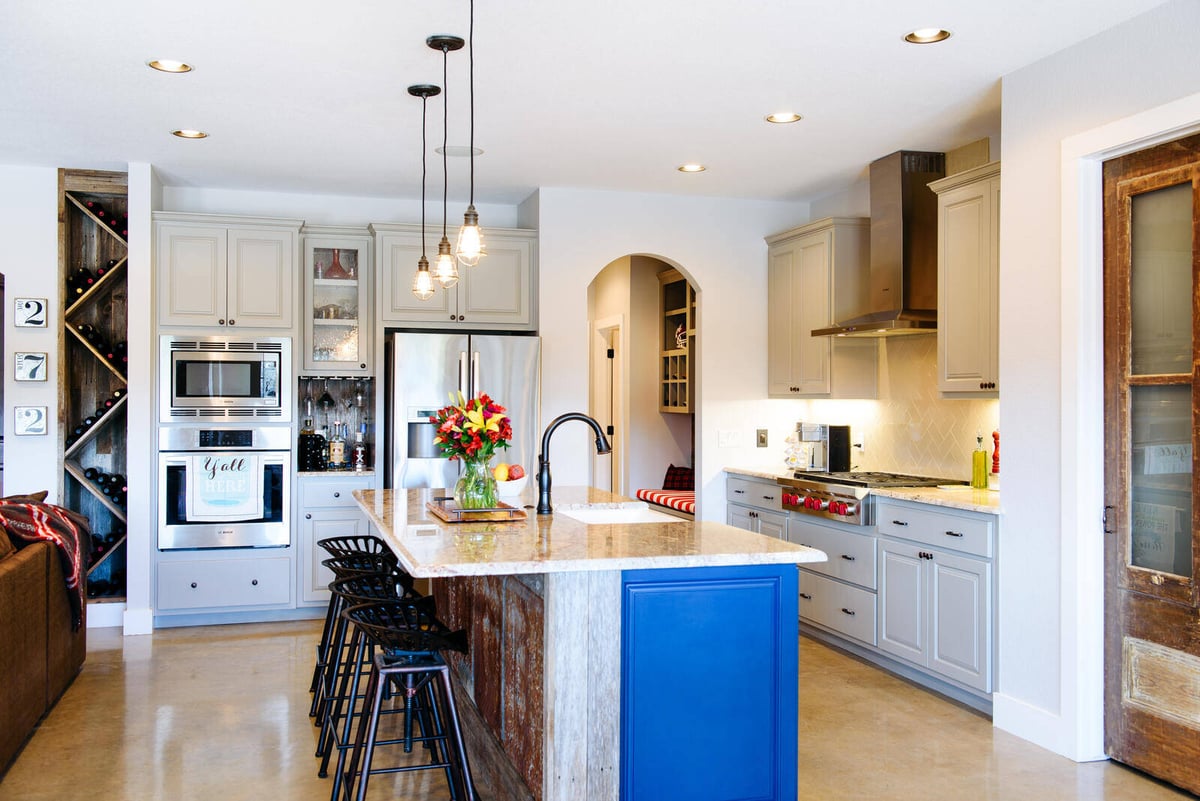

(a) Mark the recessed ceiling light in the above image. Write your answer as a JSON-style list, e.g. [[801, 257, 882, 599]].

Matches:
[[436, 145, 484, 157], [147, 59, 193, 73], [171, 129, 208, 139], [678, 163, 706, 173], [904, 28, 952, 44], [765, 112, 802, 124]]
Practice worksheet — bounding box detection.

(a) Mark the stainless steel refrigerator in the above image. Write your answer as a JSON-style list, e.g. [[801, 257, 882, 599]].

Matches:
[[385, 332, 541, 490]]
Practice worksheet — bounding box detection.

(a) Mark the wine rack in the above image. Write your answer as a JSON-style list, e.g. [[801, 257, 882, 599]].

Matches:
[[658, 268, 696, 413], [58, 169, 129, 602]]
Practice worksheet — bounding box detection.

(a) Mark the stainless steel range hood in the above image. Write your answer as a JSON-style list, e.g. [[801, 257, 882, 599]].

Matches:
[[813, 150, 946, 337]]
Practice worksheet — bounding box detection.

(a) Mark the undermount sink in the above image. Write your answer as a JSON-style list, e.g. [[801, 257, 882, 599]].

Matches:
[[556, 504, 678, 525]]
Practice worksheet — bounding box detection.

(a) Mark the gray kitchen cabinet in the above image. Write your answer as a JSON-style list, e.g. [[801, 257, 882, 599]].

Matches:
[[765, 217, 877, 399], [297, 474, 375, 605], [155, 213, 301, 330], [301, 227, 373, 375], [725, 473, 788, 540], [791, 515, 878, 646], [930, 162, 1000, 394], [373, 223, 536, 330], [876, 497, 994, 694], [156, 552, 293, 612]]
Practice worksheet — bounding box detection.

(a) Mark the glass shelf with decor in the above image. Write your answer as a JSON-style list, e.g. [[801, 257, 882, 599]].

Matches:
[[302, 230, 373, 376]]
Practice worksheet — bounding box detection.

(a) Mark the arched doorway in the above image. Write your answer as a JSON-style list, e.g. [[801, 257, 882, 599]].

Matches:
[[586, 255, 698, 503]]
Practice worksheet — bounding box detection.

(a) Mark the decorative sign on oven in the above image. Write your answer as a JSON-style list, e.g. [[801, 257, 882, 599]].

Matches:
[[185, 453, 265, 522]]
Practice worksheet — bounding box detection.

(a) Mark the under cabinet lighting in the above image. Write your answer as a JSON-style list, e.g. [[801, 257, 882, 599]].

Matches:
[[148, 59, 193, 73], [765, 112, 802, 124], [678, 163, 706, 173], [171, 129, 208, 139], [904, 28, 951, 44]]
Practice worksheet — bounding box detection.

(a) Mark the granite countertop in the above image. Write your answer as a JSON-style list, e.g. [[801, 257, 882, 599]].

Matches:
[[353, 486, 826, 578], [725, 465, 791, 481], [871, 486, 1002, 515]]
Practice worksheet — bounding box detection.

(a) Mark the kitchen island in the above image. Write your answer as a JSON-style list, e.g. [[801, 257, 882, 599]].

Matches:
[[353, 486, 825, 801]]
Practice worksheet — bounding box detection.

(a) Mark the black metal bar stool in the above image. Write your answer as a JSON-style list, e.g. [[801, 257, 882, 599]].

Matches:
[[339, 600, 474, 801], [309, 536, 404, 699], [316, 573, 426, 797], [310, 550, 408, 721]]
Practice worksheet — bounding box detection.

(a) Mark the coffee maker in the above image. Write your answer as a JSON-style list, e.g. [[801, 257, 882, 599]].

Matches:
[[786, 423, 851, 473]]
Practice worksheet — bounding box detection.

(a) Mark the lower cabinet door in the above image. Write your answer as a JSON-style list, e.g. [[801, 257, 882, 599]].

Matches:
[[301, 509, 370, 604], [158, 557, 291, 610], [929, 550, 991, 692], [757, 510, 788, 540], [727, 504, 754, 532], [877, 539, 927, 665], [798, 570, 876, 646]]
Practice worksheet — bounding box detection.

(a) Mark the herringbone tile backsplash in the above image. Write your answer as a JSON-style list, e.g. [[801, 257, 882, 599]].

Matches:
[[801, 336, 1000, 481]]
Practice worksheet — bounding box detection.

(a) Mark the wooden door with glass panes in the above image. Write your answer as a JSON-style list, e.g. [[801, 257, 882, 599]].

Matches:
[[1103, 131, 1200, 793]]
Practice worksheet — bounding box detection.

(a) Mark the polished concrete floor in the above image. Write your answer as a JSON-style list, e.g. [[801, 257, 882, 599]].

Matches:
[[0, 620, 1192, 800]]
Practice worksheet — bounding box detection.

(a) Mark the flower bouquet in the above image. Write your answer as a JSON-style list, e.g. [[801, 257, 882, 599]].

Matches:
[[431, 392, 513, 509]]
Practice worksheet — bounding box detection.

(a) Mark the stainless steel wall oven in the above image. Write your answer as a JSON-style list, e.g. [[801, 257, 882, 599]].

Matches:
[[158, 426, 291, 550]]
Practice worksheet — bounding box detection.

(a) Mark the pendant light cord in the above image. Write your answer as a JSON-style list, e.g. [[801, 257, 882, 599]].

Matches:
[[420, 95, 428, 259], [442, 45, 449, 238], [468, 0, 475, 207]]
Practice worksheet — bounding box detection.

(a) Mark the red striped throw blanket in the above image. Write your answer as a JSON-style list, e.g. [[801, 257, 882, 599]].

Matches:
[[0, 499, 90, 630]]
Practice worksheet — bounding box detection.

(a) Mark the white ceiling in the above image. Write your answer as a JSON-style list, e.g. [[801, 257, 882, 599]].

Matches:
[[0, 0, 1168, 206]]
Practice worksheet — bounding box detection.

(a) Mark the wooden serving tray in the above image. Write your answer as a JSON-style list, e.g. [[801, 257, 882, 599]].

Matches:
[[426, 499, 528, 523]]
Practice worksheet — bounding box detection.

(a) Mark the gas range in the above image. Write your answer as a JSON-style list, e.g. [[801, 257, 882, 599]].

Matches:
[[776, 471, 965, 526]]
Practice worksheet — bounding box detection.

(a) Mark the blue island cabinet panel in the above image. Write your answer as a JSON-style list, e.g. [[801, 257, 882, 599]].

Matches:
[[621, 564, 799, 801]]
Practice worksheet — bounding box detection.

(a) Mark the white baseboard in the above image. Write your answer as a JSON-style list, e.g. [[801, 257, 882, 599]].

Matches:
[[86, 601, 125, 629], [122, 606, 154, 635], [992, 692, 1107, 762]]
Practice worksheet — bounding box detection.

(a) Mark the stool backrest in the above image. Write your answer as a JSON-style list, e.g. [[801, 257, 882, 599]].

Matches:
[[317, 534, 390, 558], [344, 600, 468, 655], [329, 573, 422, 605]]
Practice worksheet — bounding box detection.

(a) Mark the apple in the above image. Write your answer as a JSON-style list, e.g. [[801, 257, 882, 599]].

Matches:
[[508, 464, 525, 480]]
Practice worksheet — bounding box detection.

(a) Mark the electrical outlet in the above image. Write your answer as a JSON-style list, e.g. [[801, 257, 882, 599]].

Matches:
[[756, 429, 768, 448], [718, 430, 743, 448]]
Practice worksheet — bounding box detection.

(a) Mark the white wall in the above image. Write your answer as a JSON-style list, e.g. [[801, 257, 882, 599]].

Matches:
[[996, 0, 1200, 760], [529, 187, 809, 519], [0, 166, 64, 498]]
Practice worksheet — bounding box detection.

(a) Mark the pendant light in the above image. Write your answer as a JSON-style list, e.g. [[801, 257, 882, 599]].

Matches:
[[455, 0, 485, 267], [428, 35, 464, 288], [409, 83, 441, 300]]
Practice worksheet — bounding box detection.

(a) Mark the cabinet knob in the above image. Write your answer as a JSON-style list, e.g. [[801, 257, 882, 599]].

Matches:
[[458, 315, 465, 321], [305, 513, 312, 519], [228, 319, 235, 326], [360, 363, 367, 369], [799, 592, 813, 600], [190, 582, 198, 589], [251, 579, 259, 586], [450, 315, 456, 321], [218, 319, 226, 326], [333, 491, 340, 498]]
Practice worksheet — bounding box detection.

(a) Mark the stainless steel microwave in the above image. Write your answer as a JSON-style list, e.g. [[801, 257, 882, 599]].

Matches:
[[160, 336, 292, 421]]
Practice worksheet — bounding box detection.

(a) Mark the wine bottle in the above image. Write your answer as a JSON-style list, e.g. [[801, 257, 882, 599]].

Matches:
[[84, 466, 100, 481]]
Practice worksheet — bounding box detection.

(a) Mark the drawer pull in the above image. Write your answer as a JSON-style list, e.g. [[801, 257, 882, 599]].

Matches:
[[892, 520, 909, 526], [734, 489, 746, 495], [799, 592, 812, 600], [945, 530, 964, 538], [840, 608, 856, 616], [840, 554, 856, 561], [762, 495, 775, 501], [190, 582, 198, 589]]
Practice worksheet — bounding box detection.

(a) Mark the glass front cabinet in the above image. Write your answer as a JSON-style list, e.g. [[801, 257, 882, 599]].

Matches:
[[302, 229, 372, 375]]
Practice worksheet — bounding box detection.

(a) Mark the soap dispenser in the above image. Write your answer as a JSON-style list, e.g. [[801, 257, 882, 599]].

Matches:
[[971, 434, 989, 489]]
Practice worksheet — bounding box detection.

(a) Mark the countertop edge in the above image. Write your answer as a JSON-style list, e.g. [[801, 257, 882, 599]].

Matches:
[[872, 487, 1002, 515]]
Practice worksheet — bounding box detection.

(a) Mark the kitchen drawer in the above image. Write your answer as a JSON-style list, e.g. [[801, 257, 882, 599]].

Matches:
[[725, 475, 783, 512], [301, 476, 373, 509], [798, 570, 876, 646], [789, 519, 876, 589], [158, 557, 291, 610], [876, 499, 993, 558]]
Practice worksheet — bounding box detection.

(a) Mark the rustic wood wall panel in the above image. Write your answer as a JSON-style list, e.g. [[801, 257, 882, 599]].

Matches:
[[1124, 636, 1200, 729], [503, 576, 545, 801]]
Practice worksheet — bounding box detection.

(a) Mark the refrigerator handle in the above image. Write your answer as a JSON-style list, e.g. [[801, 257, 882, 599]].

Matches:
[[472, 351, 481, 397], [459, 351, 469, 399]]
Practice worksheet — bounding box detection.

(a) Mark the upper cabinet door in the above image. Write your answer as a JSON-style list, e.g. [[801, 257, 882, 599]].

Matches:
[[157, 224, 228, 327], [302, 232, 373, 375], [458, 234, 533, 327], [228, 228, 295, 329], [932, 162, 1000, 394], [376, 231, 456, 323]]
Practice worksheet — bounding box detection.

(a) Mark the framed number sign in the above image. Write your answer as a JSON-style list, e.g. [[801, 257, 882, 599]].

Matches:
[[14, 298, 47, 327], [15, 352, 48, 381]]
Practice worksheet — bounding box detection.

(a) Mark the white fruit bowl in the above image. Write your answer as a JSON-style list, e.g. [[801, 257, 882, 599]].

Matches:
[[496, 474, 528, 498]]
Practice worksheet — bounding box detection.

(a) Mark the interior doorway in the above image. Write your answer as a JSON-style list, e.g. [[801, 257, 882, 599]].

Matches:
[[586, 255, 697, 501], [1102, 130, 1200, 794]]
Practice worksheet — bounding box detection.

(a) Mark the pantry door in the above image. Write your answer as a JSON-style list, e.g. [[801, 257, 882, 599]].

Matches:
[[1103, 131, 1200, 792]]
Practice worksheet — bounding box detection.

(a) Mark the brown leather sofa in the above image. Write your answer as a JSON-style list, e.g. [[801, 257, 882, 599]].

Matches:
[[0, 529, 87, 775]]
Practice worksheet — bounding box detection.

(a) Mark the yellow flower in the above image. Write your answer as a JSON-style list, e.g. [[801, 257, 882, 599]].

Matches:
[[464, 406, 500, 435]]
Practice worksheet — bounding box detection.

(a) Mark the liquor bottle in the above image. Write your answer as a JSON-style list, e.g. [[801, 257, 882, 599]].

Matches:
[[352, 431, 368, 472], [327, 422, 346, 469]]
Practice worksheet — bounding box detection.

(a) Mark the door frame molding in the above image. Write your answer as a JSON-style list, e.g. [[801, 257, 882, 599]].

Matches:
[[1034, 90, 1200, 761]]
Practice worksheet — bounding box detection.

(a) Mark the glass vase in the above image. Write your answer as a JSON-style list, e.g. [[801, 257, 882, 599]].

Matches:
[[454, 457, 498, 510]]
